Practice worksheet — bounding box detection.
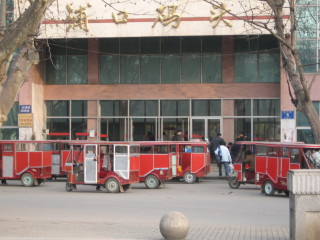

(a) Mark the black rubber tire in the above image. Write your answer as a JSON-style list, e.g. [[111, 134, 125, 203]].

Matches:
[[183, 171, 196, 184], [65, 182, 73, 192], [105, 178, 120, 193], [228, 176, 240, 189], [263, 181, 275, 196], [145, 175, 160, 189], [284, 190, 289, 197], [21, 173, 34, 187]]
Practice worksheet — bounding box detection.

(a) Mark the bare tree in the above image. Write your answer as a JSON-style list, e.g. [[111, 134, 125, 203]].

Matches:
[[0, 0, 55, 127], [206, 0, 320, 143]]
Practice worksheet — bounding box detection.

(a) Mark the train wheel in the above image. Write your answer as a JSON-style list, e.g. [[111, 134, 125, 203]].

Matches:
[[145, 175, 160, 189], [228, 177, 240, 189], [183, 171, 196, 184], [284, 190, 289, 197], [105, 178, 120, 193], [65, 182, 73, 192], [263, 181, 275, 196], [21, 173, 34, 187]]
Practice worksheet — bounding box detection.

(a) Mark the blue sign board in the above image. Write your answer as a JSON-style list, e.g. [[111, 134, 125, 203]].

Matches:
[[281, 111, 294, 119], [19, 105, 32, 114]]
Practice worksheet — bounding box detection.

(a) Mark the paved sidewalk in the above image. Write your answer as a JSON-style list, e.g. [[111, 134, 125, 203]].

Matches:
[[0, 223, 289, 240]]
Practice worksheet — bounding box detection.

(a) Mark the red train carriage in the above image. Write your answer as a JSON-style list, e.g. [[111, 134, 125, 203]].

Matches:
[[139, 142, 173, 189], [172, 141, 211, 183], [64, 141, 140, 193], [228, 141, 317, 196], [0, 141, 52, 186]]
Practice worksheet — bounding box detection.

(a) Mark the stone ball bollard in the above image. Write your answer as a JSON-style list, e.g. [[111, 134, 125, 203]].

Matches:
[[159, 211, 189, 240]]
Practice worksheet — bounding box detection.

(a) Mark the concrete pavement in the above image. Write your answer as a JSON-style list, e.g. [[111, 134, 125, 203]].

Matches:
[[0, 164, 290, 240]]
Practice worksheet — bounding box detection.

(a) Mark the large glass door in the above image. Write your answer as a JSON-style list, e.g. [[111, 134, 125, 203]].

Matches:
[[191, 118, 221, 140], [162, 118, 188, 141], [101, 118, 128, 141]]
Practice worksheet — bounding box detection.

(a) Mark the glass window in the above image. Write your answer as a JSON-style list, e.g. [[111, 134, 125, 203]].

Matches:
[[46, 101, 69, 116], [234, 100, 251, 116], [72, 118, 87, 140], [0, 129, 18, 140], [181, 37, 201, 53], [115, 145, 128, 154], [253, 118, 280, 141], [202, 54, 222, 83], [154, 145, 169, 154], [234, 36, 258, 52], [72, 101, 87, 116], [192, 146, 204, 153], [253, 99, 280, 116], [100, 38, 119, 54], [46, 39, 66, 55], [296, 6, 317, 39], [46, 56, 66, 84], [267, 147, 278, 156], [140, 146, 153, 154], [162, 55, 180, 84], [281, 147, 289, 158], [141, 38, 160, 54], [181, 55, 201, 83], [234, 118, 251, 140], [258, 53, 280, 82], [2, 102, 18, 127], [130, 100, 158, 116], [67, 56, 88, 84], [101, 100, 128, 116], [161, 37, 180, 54], [120, 38, 139, 54], [140, 55, 160, 84], [259, 35, 279, 50], [297, 129, 315, 143], [235, 54, 258, 83], [202, 36, 222, 53], [256, 145, 267, 156], [100, 55, 119, 84], [17, 143, 27, 151], [46, 118, 69, 139], [4, 144, 13, 152], [297, 40, 317, 73], [290, 148, 300, 163], [192, 100, 221, 116], [67, 39, 88, 55], [296, 102, 319, 127], [161, 100, 189, 116], [120, 56, 139, 84]]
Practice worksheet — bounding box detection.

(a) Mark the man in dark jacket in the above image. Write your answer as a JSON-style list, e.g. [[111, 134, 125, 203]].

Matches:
[[210, 133, 226, 153], [172, 130, 183, 141]]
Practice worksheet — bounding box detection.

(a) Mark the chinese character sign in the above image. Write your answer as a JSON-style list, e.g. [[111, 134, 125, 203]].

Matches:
[[152, 5, 181, 28], [66, 3, 91, 32]]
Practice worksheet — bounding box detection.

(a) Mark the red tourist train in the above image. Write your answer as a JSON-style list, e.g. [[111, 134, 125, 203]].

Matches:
[[0, 140, 52, 186], [137, 141, 210, 186], [63, 141, 140, 193], [228, 141, 318, 196]]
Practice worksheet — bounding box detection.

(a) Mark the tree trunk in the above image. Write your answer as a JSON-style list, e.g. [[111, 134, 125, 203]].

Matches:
[[267, 0, 320, 143], [0, 0, 55, 127]]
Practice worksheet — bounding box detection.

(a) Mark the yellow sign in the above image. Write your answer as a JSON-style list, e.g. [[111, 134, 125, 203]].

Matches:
[[18, 114, 33, 128]]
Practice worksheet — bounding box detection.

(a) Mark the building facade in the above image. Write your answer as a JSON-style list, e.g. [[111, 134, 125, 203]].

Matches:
[[2, 0, 317, 144]]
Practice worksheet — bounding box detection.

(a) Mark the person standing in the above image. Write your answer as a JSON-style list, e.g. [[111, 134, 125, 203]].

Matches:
[[209, 133, 226, 161], [215, 140, 232, 177], [172, 130, 183, 141]]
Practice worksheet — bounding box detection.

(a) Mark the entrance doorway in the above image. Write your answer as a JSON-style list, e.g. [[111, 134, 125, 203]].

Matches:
[[191, 118, 221, 140]]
